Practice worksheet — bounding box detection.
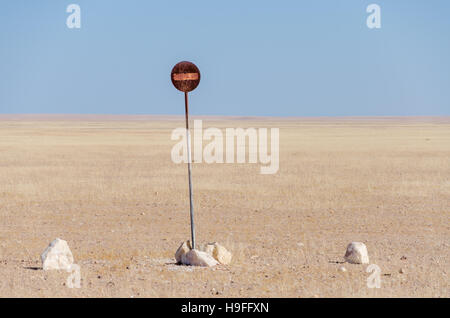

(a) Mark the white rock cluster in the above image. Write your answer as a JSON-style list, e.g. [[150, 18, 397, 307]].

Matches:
[[175, 241, 232, 267], [41, 238, 74, 271], [344, 242, 369, 264], [183, 249, 219, 267], [175, 240, 192, 263], [205, 242, 232, 265]]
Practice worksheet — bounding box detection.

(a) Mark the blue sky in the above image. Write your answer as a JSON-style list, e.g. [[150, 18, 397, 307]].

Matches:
[[0, 1, 449, 116]]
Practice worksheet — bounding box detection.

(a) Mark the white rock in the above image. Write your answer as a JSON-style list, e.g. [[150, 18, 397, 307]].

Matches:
[[181, 249, 218, 267], [205, 242, 232, 265], [344, 242, 369, 264], [41, 238, 74, 271], [338, 266, 347, 272], [175, 240, 192, 263]]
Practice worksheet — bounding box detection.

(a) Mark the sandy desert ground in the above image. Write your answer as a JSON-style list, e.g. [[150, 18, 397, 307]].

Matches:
[[0, 115, 448, 297]]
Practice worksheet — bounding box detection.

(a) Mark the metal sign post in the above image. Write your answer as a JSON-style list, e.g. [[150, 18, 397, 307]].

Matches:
[[171, 61, 201, 250]]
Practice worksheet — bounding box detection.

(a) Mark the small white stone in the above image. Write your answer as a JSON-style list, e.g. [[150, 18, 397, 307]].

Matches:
[[175, 240, 191, 263], [41, 238, 74, 271], [344, 242, 369, 264], [205, 242, 232, 265], [181, 249, 218, 267], [338, 266, 347, 272]]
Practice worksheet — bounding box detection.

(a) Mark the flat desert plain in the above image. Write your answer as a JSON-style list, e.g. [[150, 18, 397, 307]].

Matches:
[[0, 115, 448, 297]]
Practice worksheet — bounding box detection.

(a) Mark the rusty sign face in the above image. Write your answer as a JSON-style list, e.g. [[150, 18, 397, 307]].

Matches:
[[171, 61, 201, 92]]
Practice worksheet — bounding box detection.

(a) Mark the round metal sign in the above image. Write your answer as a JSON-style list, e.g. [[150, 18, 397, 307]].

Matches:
[[171, 61, 201, 93]]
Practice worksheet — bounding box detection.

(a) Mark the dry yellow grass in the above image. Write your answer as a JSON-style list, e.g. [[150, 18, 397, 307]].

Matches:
[[0, 115, 448, 297]]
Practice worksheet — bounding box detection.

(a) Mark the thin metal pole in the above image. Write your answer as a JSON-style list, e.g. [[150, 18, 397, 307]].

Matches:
[[184, 92, 196, 249]]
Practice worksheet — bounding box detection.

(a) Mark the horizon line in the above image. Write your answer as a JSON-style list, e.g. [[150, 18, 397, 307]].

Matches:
[[0, 114, 449, 122]]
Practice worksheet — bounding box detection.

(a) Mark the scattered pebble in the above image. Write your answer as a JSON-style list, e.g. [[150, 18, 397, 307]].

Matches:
[[41, 238, 74, 271], [338, 266, 347, 272], [211, 288, 220, 295], [344, 242, 369, 264]]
